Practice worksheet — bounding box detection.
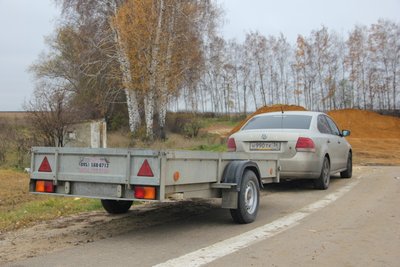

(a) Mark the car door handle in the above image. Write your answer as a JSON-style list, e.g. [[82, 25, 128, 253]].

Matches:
[[327, 140, 331, 144], [338, 141, 341, 144]]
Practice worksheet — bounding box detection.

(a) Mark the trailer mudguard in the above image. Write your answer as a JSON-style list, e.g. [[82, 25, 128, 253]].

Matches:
[[222, 160, 263, 191]]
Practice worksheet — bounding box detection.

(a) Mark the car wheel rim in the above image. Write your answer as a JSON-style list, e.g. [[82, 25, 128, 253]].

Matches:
[[244, 180, 257, 214]]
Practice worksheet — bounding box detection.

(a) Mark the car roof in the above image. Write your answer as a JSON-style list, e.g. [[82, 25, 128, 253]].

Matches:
[[251, 111, 324, 118]]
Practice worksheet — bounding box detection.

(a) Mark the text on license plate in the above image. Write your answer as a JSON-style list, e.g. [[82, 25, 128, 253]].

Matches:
[[250, 142, 280, 151]]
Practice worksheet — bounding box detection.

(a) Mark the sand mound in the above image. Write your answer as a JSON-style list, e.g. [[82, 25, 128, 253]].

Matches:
[[328, 109, 400, 139]]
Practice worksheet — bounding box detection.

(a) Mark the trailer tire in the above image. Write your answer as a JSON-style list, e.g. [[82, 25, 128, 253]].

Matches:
[[230, 170, 260, 224], [101, 199, 133, 214]]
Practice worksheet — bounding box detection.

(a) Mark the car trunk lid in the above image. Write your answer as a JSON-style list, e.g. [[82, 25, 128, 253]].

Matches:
[[234, 129, 310, 158]]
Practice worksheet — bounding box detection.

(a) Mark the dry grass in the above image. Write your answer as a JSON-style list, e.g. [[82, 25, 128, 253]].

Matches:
[[0, 112, 30, 126], [108, 131, 224, 150], [107, 130, 132, 147], [0, 170, 35, 212], [0, 169, 101, 232]]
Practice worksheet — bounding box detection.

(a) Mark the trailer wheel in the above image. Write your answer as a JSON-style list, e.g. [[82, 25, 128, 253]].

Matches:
[[230, 170, 260, 224], [101, 199, 133, 214]]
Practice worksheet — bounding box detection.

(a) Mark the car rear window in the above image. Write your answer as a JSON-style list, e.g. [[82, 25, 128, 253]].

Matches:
[[242, 115, 312, 130]]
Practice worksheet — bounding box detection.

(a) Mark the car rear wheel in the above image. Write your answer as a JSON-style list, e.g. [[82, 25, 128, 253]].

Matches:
[[340, 152, 352, 178], [314, 156, 330, 190]]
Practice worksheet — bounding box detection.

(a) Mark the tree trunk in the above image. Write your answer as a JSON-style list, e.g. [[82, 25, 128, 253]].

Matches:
[[124, 88, 141, 133], [393, 69, 397, 110], [146, 0, 164, 139], [257, 61, 267, 106], [243, 84, 247, 116], [144, 91, 154, 138], [109, 0, 141, 133], [159, 2, 176, 128]]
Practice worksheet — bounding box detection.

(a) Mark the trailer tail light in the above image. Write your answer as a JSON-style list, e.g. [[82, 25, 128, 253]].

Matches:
[[137, 159, 154, 177], [295, 137, 316, 152], [134, 186, 156, 200], [38, 156, 52, 172], [35, 180, 54, 193], [227, 138, 236, 152]]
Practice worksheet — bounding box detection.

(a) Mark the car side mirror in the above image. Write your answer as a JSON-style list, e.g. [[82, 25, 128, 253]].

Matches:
[[342, 130, 351, 137]]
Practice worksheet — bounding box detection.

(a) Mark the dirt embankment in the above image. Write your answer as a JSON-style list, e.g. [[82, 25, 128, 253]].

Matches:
[[328, 109, 400, 165], [328, 109, 400, 139], [229, 104, 400, 166]]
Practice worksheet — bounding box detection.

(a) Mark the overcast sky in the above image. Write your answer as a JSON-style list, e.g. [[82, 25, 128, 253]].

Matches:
[[0, 0, 399, 111]]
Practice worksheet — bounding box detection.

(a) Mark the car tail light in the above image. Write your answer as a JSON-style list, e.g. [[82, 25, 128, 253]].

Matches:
[[227, 138, 236, 152], [35, 180, 54, 193], [134, 186, 156, 200], [295, 137, 315, 152]]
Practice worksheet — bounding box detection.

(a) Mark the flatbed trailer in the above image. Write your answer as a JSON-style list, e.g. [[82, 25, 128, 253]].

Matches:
[[29, 147, 280, 223]]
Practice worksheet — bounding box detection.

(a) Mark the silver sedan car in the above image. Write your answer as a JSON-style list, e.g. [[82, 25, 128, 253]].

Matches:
[[227, 111, 352, 189]]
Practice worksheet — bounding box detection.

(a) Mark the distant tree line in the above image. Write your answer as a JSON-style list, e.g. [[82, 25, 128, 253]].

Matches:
[[185, 20, 400, 114], [28, 0, 400, 140]]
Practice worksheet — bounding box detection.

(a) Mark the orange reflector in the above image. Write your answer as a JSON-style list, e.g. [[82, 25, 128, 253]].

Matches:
[[38, 156, 52, 172], [137, 159, 154, 177], [36, 180, 54, 193], [173, 171, 180, 182], [134, 186, 156, 200]]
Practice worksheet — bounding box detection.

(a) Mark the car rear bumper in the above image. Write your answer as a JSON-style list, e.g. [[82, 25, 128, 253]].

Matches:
[[279, 152, 322, 179]]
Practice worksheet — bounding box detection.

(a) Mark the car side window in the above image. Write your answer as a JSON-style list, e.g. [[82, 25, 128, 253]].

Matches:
[[325, 116, 341, 136], [317, 115, 331, 134]]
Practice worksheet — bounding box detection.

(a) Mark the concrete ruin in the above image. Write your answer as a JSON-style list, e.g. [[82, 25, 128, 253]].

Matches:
[[63, 120, 107, 148]]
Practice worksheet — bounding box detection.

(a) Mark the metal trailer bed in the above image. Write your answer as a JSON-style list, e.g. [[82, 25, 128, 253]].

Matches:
[[29, 147, 280, 223]]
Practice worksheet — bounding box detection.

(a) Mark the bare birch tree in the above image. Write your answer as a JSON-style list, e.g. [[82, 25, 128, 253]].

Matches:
[[58, 0, 141, 132]]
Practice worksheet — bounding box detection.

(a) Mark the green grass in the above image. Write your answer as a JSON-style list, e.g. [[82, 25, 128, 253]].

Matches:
[[0, 197, 102, 232], [200, 116, 244, 128], [191, 143, 227, 152]]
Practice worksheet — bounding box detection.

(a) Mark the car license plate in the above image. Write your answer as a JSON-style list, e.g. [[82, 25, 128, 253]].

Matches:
[[250, 142, 280, 151]]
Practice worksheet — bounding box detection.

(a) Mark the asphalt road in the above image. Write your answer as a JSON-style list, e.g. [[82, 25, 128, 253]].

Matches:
[[6, 166, 400, 267]]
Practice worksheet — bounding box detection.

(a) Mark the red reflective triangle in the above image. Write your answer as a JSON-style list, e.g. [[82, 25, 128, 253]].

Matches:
[[38, 156, 52, 172], [137, 159, 154, 177]]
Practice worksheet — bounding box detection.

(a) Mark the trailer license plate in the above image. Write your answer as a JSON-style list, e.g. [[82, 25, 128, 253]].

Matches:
[[250, 142, 280, 151]]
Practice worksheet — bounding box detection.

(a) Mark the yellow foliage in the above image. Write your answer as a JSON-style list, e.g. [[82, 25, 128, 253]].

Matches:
[[114, 0, 204, 97]]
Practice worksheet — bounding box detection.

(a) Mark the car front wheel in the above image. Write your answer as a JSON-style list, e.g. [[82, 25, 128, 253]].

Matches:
[[340, 152, 352, 178]]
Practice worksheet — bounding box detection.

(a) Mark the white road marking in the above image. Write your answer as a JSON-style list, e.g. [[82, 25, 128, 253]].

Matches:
[[154, 178, 361, 267]]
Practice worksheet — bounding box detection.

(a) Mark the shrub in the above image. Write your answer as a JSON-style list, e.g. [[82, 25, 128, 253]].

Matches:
[[170, 114, 204, 138], [182, 119, 203, 138]]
